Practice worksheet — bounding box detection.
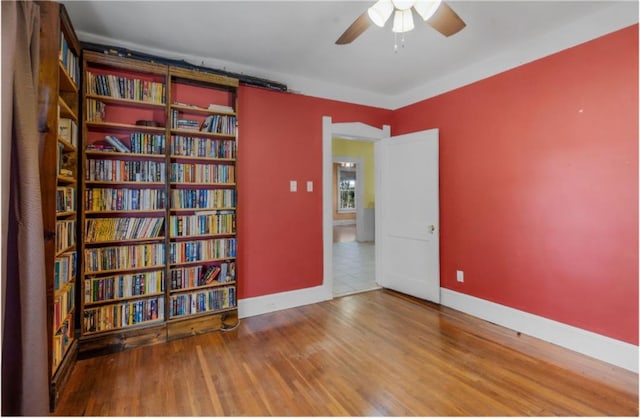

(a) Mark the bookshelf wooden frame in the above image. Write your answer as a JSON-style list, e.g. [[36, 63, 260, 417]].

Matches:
[[36, 1, 81, 411], [79, 51, 239, 356]]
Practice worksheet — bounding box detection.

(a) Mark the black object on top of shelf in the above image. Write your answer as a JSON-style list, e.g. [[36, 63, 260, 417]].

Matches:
[[81, 41, 288, 92]]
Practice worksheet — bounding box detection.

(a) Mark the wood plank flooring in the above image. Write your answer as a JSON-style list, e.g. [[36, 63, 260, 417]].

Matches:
[[54, 289, 638, 416]]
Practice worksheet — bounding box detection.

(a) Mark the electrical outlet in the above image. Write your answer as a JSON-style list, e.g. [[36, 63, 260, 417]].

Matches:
[[456, 270, 464, 283], [290, 180, 297, 192]]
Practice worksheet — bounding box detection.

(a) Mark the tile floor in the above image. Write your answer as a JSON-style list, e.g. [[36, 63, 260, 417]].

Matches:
[[332, 225, 380, 296]]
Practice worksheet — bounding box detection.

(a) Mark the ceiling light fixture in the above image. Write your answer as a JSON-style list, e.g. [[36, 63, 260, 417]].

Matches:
[[367, 0, 443, 51]]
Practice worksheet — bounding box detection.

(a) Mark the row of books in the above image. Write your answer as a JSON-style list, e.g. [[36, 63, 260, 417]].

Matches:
[[169, 212, 235, 237], [168, 286, 236, 318], [170, 188, 236, 209], [54, 282, 75, 333], [86, 159, 166, 183], [170, 262, 235, 291], [59, 32, 80, 86], [112, 132, 166, 155], [58, 117, 78, 147], [84, 243, 165, 273], [52, 318, 73, 373], [85, 188, 167, 212], [200, 114, 236, 136], [169, 238, 236, 264], [86, 71, 166, 104], [57, 143, 74, 178], [85, 217, 164, 242], [100, 134, 167, 155], [170, 110, 196, 130], [83, 296, 165, 333], [56, 219, 76, 254], [84, 270, 164, 304], [169, 162, 235, 184], [54, 251, 77, 292], [86, 98, 106, 123], [57, 186, 76, 213], [171, 136, 236, 159]]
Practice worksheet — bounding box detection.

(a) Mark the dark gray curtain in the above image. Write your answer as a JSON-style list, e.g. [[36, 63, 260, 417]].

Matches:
[[1, 1, 50, 415]]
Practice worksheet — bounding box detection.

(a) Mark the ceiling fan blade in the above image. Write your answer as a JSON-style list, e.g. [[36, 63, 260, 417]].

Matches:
[[426, 1, 466, 37], [336, 12, 371, 45]]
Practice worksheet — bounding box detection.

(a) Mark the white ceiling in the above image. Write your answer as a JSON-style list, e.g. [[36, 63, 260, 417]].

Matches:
[[62, 1, 637, 108]]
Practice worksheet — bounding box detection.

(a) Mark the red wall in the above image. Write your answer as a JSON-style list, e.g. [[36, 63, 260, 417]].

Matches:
[[236, 87, 391, 299], [392, 25, 638, 344]]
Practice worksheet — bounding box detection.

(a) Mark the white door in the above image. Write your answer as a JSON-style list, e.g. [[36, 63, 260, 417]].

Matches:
[[375, 129, 440, 303]]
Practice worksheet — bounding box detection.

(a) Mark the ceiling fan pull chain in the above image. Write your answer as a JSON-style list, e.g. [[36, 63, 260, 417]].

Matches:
[[394, 32, 399, 53]]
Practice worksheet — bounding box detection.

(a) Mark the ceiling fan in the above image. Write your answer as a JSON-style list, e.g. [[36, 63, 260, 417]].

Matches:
[[336, 0, 466, 45]]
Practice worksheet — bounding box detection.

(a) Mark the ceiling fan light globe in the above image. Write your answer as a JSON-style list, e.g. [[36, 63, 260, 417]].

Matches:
[[414, 0, 442, 21], [392, 8, 414, 33], [367, 0, 394, 27], [391, 0, 415, 10]]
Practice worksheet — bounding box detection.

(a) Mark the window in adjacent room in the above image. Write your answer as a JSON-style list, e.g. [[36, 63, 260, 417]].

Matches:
[[337, 164, 356, 212]]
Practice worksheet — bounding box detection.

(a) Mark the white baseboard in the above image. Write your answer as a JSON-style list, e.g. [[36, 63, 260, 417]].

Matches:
[[440, 289, 639, 373], [333, 219, 356, 226], [238, 284, 332, 319]]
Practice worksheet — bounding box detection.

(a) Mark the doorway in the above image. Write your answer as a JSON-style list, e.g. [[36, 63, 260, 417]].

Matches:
[[332, 157, 376, 296], [322, 118, 390, 297]]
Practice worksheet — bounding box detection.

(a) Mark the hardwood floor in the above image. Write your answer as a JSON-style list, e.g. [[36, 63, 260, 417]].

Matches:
[[54, 290, 638, 416]]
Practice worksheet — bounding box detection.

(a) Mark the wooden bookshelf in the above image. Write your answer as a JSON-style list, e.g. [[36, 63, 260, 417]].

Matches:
[[80, 51, 168, 345], [36, 1, 80, 411], [167, 65, 238, 337], [78, 51, 239, 355]]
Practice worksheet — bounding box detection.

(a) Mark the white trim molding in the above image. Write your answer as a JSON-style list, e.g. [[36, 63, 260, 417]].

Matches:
[[441, 288, 639, 373], [238, 284, 332, 319]]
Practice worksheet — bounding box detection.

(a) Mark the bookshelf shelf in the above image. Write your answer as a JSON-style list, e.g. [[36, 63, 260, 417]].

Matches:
[[82, 318, 165, 337], [170, 280, 236, 294], [170, 207, 236, 212], [168, 305, 236, 321], [78, 51, 238, 356], [86, 93, 166, 110], [85, 150, 165, 159], [56, 211, 76, 218], [84, 292, 166, 307], [53, 307, 76, 331], [55, 245, 76, 258], [84, 209, 166, 215], [84, 180, 165, 186], [58, 61, 78, 93], [170, 103, 236, 115], [59, 96, 77, 120], [171, 128, 235, 139], [58, 138, 76, 152], [169, 257, 236, 268], [86, 121, 166, 134], [83, 265, 167, 276], [170, 182, 236, 187], [54, 280, 75, 297], [84, 236, 166, 246], [170, 155, 236, 162], [170, 233, 235, 240], [57, 175, 76, 184]]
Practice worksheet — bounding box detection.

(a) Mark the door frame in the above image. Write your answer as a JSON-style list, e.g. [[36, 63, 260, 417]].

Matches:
[[322, 116, 391, 295]]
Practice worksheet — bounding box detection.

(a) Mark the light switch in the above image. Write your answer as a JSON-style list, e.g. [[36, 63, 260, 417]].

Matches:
[[290, 180, 297, 192], [307, 181, 313, 192]]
